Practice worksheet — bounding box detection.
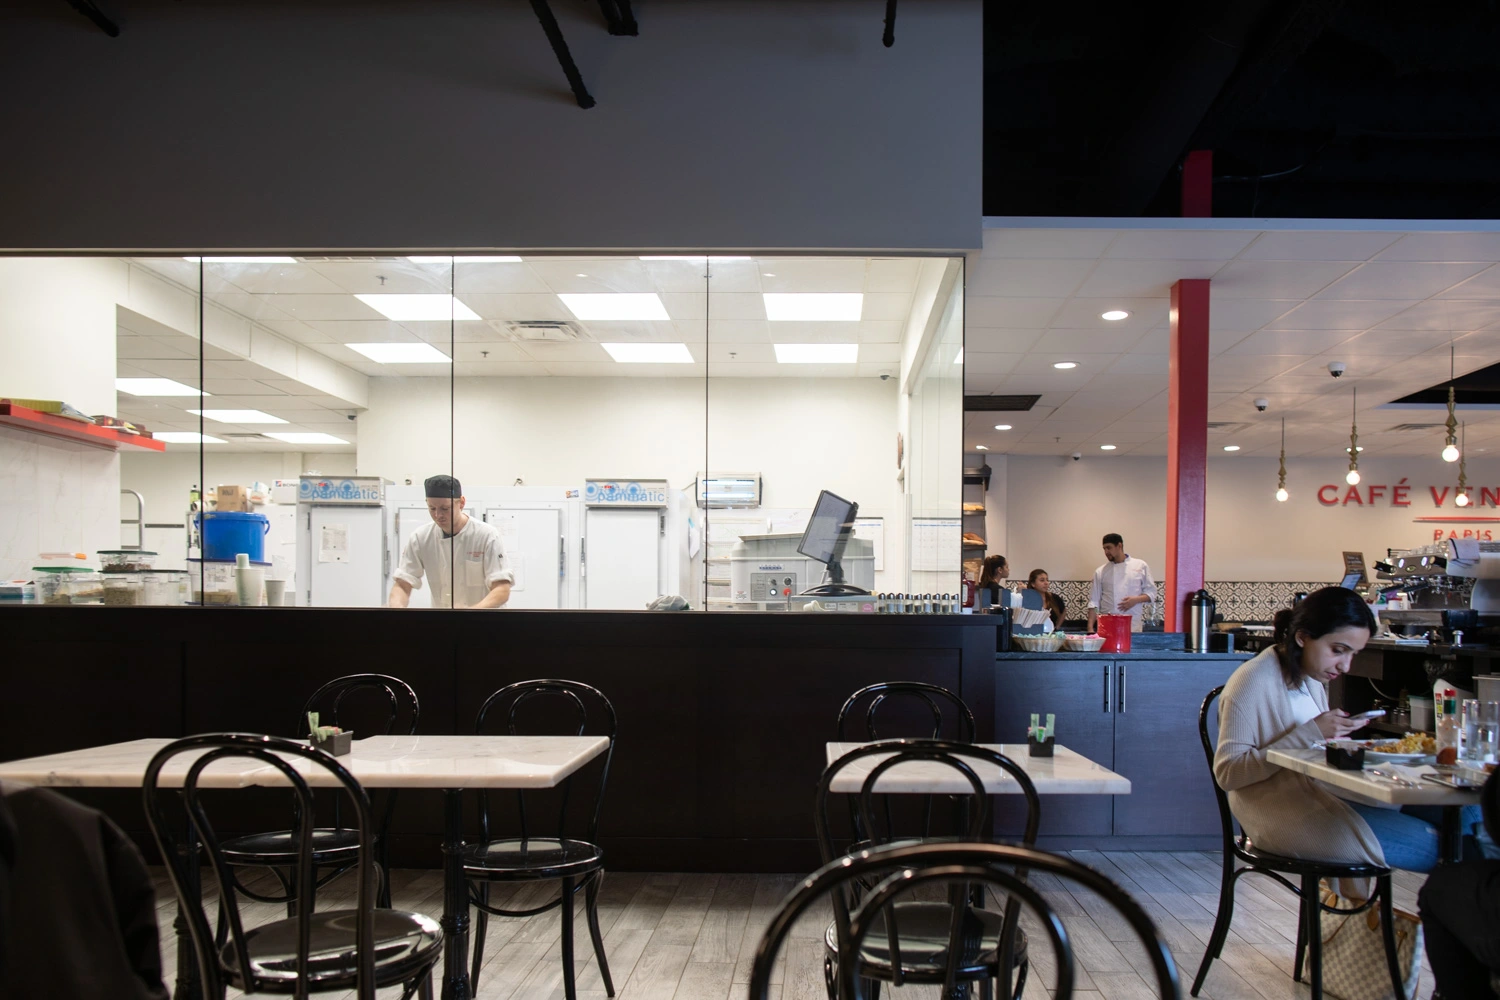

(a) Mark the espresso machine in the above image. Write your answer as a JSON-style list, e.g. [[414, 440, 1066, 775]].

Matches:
[[1376, 540, 1500, 641]]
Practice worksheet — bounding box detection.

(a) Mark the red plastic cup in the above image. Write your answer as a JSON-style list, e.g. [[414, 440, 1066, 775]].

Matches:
[[1098, 614, 1133, 653]]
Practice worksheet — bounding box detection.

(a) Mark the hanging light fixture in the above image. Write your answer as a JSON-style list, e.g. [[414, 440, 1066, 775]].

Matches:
[[1455, 422, 1471, 507], [1442, 345, 1460, 462], [1275, 418, 1289, 502], [1345, 386, 1361, 486]]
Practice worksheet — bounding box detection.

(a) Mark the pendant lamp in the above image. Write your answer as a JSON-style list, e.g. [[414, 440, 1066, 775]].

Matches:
[[1275, 418, 1289, 502], [1442, 345, 1460, 462], [1345, 386, 1360, 486], [1455, 423, 1471, 507]]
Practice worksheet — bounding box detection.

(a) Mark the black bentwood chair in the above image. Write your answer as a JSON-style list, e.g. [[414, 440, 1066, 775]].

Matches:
[[464, 679, 617, 1000], [218, 674, 421, 917], [143, 733, 442, 1000], [816, 740, 1042, 1000], [1193, 687, 1407, 1000], [750, 841, 1181, 1000]]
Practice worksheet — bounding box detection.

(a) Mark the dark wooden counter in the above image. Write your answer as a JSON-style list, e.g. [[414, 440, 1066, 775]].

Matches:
[[0, 607, 1245, 869]]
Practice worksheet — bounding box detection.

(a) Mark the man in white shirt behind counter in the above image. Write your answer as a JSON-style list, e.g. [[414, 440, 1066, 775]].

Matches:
[[1086, 532, 1156, 633], [388, 475, 513, 609]]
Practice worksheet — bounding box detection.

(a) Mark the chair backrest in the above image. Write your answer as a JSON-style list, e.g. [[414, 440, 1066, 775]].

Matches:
[[143, 733, 378, 1000], [473, 679, 617, 845], [299, 673, 421, 738], [815, 739, 1041, 863], [837, 682, 976, 742], [1199, 686, 1238, 851], [749, 841, 1180, 1000]]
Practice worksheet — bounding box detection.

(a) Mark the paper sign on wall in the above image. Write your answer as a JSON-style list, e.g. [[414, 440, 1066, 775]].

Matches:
[[318, 523, 349, 563]]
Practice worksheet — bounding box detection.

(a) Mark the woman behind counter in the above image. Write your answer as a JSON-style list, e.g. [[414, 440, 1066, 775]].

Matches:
[[1026, 569, 1066, 630], [1214, 586, 1481, 875], [976, 555, 1008, 608]]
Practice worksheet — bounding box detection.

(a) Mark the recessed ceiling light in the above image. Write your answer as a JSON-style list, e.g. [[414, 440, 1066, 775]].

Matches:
[[994, 424, 1013, 431], [406, 256, 523, 264], [954, 348, 964, 365], [764, 293, 863, 322], [153, 431, 227, 444], [1101, 310, 1130, 321], [187, 409, 288, 424], [773, 344, 859, 364], [1224, 445, 1241, 452], [346, 342, 453, 364], [639, 256, 752, 261], [600, 343, 695, 363], [1053, 361, 1078, 370], [576, 273, 589, 278], [975, 445, 989, 450], [558, 293, 671, 321], [763, 272, 777, 278], [354, 294, 481, 321], [182, 256, 297, 264], [116, 378, 207, 397], [263, 432, 350, 445], [1100, 444, 1117, 451]]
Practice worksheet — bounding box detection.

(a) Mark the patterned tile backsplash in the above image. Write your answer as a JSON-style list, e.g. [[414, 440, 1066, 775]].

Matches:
[[1042, 580, 1338, 626]]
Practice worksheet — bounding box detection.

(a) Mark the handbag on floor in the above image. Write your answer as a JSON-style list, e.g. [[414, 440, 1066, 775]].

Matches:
[[1320, 889, 1423, 1000]]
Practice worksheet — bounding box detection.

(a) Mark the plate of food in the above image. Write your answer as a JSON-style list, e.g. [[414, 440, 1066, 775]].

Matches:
[[1338, 733, 1437, 763]]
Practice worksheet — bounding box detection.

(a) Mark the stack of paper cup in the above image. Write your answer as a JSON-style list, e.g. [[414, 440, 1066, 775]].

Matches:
[[234, 553, 265, 606]]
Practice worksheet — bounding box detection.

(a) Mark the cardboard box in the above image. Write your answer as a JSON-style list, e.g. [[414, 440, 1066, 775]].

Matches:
[[216, 485, 250, 512]]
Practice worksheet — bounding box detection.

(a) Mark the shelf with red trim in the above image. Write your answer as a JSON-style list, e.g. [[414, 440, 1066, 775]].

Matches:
[[0, 403, 166, 452]]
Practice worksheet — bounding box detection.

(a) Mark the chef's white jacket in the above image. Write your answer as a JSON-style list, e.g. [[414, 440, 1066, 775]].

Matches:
[[1088, 555, 1156, 631], [394, 516, 513, 608]]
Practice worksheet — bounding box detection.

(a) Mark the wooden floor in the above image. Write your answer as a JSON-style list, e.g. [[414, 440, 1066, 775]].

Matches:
[[152, 853, 1437, 999]]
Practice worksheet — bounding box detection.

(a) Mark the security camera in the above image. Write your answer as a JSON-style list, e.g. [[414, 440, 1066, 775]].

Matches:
[[1254, 398, 1269, 412], [1328, 362, 1346, 378], [1072, 452, 1082, 462], [878, 370, 894, 381], [346, 412, 357, 421]]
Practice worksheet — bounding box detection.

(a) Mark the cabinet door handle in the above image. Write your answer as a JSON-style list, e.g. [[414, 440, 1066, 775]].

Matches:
[[1103, 664, 1112, 713], [1119, 664, 1127, 713]]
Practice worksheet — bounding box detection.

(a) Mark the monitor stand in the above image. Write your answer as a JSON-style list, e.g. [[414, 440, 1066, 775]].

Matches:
[[801, 559, 869, 597]]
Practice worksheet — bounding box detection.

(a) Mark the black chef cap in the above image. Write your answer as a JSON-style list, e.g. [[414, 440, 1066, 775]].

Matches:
[[424, 474, 462, 499]]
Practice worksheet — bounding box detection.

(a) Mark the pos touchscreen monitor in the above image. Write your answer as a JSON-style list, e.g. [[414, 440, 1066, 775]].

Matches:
[[797, 489, 869, 596]]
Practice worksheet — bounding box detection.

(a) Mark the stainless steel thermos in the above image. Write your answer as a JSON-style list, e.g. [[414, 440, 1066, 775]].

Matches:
[[1185, 589, 1215, 652]]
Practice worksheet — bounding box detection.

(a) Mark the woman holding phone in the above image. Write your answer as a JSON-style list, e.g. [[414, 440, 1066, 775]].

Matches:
[[1214, 586, 1480, 874]]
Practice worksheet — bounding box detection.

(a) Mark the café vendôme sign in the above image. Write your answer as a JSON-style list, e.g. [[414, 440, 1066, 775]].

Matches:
[[1317, 477, 1500, 541]]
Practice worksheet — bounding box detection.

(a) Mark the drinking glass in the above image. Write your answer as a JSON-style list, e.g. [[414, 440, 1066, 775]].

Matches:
[[1462, 698, 1481, 762], [1479, 702, 1500, 765]]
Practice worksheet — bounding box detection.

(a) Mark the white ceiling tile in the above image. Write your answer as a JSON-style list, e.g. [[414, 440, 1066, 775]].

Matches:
[[527, 259, 656, 293], [856, 322, 905, 344], [698, 292, 766, 321], [965, 328, 1045, 353], [861, 293, 913, 322], [450, 343, 529, 363], [1104, 230, 1258, 260], [758, 258, 867, 293], [1107, 354, 1170, 375], [256, 320, 336, 344], [1132, 328, 1170, 353], [265, 294, 387, 322], [452, 361, 547, 376], [963, 352, 1022, 376], [1208, 297, 1301, 331], [1372, 300, 1500, 332], [308, 261, 453, 295], [450, 263, 555, 294], [1373, 233, 1500, 262], [702, 320, 768, 342], [1314, 262, 1490, 301], [204, 292, 297, 323], [980, 228, 1117, 259], [864, 258, 922, 293], [116, 335, 194, 360], [1222, 329, 1361, 356], [1038, 328, 1145, 354], [967, 296, 1063, 328], [1264, 299, 1417, 330], [1211, 260, 1360, 299], [859, 343, 902, 364], [1436, 264, 1500, 300], [1237, 231, 1403, 261], [515, 341, 612, 362], [213, 263, 347, 295], [965, 258, 1095, 297], [1047, 297, 1167, 330], [1334, 328, 1459, 356], [1070, 258, 1223, 298], [454, 292, 566, 321]]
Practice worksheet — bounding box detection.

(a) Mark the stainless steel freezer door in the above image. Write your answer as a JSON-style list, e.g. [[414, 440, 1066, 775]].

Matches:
[[584, 507, 661, 610], [307, 506, 385, 607], [483, 506, 563, 609]]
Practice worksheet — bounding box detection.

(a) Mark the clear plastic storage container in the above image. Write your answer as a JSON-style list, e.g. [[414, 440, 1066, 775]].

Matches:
[[142, 570, 189, 606], [98, 549, 157, 572], [33, 567, 99, 606], [102, 573, 145, 606]]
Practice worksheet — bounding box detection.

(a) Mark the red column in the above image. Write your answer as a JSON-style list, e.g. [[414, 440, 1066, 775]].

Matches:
[[1165, 279, 1209, 631], [1181, 150, 1213, 218]]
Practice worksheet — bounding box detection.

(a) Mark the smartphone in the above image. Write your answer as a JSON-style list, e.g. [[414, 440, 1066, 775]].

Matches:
[[1351, 709, 1387, 720], [1421, 773, 1483, 790]]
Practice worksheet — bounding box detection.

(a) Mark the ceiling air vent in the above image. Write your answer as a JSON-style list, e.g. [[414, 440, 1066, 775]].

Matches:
[[493, 320, 585, 342], [964, 394, 1041, 412], [1207, 421, 1252, 433], [1388, 423, 1445, 432]]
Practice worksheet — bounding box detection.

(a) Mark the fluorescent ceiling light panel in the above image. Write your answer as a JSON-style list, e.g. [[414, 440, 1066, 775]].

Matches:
[[354, 294, 481, 321], [346, 342, 453, 364], [263, 432, 351, 445], [763, 293, 863, 322], [188, 409, 288, 424], [115, 378, 207, 397], [773, 343, 858, 364], [558, 293, 671, 321], [1053, 361, 1078, 369], [1100, 444, 1117, 451], [154, 432, 227, 444], [600, 342, 695, 363], [183, 256, 297, 263], [994, 424, 1012, 431], [638, 256, 752, 261], [1223, 445, 1241, 452], [407, 256, 523, 263]]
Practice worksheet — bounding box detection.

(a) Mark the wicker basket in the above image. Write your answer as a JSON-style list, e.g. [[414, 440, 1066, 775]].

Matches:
[[1063, 634, 1106, 652], [1012, 632, 1066, 653]]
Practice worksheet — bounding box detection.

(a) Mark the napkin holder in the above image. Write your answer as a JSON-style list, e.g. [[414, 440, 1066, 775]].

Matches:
[[1325, 744, 1364, 770], [312, 730, 353, 756], [1028, 735, 1055, 757]]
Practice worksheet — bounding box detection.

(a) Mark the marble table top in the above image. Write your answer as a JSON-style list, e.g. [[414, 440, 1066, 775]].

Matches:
[[0, 735, 609, 791], [825, 742, 1131, 796], [1267, 748, 1480, 806]]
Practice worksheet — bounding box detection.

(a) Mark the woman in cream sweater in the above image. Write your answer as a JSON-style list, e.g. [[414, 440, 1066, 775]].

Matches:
[[1215, 586, 1459, 873]]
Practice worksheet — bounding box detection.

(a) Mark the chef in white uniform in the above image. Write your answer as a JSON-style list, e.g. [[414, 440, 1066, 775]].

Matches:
[[388, 475, 513, 609], [1086, 532, 1155, 633]]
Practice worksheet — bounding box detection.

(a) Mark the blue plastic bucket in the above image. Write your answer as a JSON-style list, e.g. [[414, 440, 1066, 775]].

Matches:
[[196, 511, 269, 562]]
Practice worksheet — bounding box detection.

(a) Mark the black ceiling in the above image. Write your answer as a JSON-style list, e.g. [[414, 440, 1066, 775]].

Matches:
[[983, 0, 1500, 219]]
